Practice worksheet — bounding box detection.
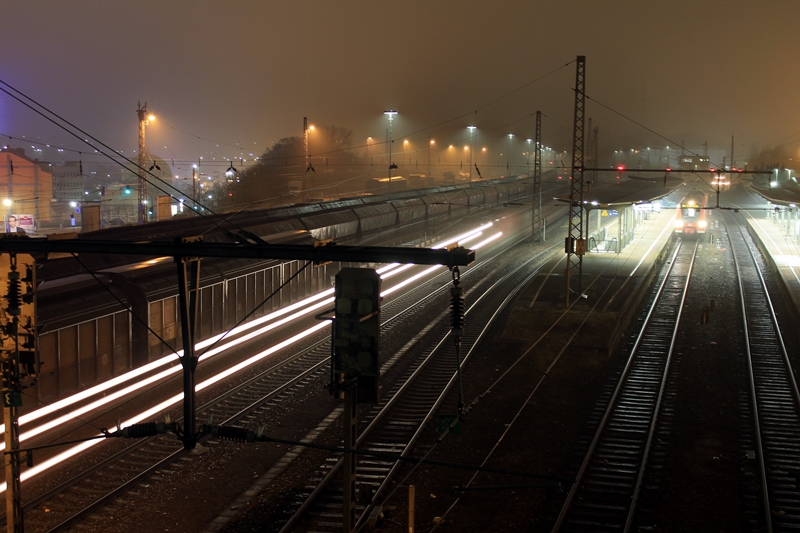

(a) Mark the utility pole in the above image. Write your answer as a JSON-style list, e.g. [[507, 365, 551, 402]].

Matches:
[[428, 137, 432, 180], [384, 111, 397, 198], [137, 102, 148, 225], [565, 55, 586, 307], [586, 119, 593, 190], [467, 126, 476, 182], [532, 111, 543, 242], [592, 125, 599, 186], [176, 237, 201, 450]]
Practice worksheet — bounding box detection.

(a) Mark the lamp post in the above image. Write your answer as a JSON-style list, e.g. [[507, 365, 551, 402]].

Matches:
[[136, 102, 155, 225], [507, 133, 514, 176], [384, 110, 398, 197], [467, 125, 476, 181], [304, 118, 316, 175], [428, 138, 434, 179], [191, 164, 199, 215], [526, 138, 533, 176]]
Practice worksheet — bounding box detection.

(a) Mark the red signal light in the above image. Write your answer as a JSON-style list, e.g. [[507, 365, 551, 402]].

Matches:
[[665, 167, 671, 172]]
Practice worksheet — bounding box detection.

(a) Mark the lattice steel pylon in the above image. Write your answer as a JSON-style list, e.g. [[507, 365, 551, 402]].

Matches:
[[532, 111, 543, 242], [137, 102, 148, 226], [565, 56, 586, 306]]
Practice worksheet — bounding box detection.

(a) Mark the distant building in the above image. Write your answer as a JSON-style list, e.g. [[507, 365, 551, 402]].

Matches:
[[52, 161, 84, 201], [0, 148, 53, 227]]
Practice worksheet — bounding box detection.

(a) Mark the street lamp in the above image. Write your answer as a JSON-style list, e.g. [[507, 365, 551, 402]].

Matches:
[[526, 138, 533, 176], [507, 133, 514, 176], [428, 138, 434, 178], [467, 125, 476, 181], [191, 164, 199, 215], [136, 102, 154, 225], [384, 110, 398, 196], [304, 117, 315, 175]]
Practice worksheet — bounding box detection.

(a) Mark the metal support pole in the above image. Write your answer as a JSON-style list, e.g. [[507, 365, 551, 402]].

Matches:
[[175, 237, 202, 450], [3, 253, 23, 533], [565, 55, 586, 306], [532, 111, 543, 242], [342, 382, 357, 533], [385, 110, 397, 199], [427, 137, 432, 180], [3, 361, 22, 533], [137, 102, 148, 226], [408, 485, 415, 533], [192, 164, 198, 216]]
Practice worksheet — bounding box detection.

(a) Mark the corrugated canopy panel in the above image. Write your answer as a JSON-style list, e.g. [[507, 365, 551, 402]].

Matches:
[[554, 178, 684, 208], [749, 185, 800, 206]]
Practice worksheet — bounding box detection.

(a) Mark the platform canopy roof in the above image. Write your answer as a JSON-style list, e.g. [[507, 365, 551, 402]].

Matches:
[[749, 185, 800, 207], [553, 177, 684, 209]]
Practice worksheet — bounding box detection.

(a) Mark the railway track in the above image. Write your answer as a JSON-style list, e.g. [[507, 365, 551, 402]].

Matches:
[[552, 240, 697, 533], [725, 212, 800, 532], [277, 238, 558, 533], [13, 219, 564, 533]]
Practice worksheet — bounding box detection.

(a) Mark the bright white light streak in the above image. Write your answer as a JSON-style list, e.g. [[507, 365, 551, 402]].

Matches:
[[12, 289, 336, 431], [381, 231, 501, 297], [6, 321, 332, 492], [471, 231, 503, 250], [433, 222, 493, 249], [0, 295, 337, 452]]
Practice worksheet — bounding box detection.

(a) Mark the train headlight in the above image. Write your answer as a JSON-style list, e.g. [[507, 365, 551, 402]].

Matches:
[[674, 220, 684, 228], [698, 220, 708, 229]]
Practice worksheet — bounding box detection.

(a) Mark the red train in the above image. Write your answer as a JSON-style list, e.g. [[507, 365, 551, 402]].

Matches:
[[674, 191, 708, 236]]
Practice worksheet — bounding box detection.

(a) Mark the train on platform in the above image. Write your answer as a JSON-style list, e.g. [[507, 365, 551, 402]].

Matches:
[[31, 175, 538, 405], [674, 191, 708, 236]]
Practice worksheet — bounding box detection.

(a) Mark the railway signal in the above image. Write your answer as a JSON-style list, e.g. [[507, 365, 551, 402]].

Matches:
[[333, 267, 381, 404], [332, 267, 382, 533], [0, 252, 37, 533]]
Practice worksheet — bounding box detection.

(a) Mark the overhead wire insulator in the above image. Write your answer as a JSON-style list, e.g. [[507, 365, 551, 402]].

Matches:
[[6, 269, 21, 316], [117, 422, 161, 439], [450, 285, 465, 336], [109, 421, 174, 438]]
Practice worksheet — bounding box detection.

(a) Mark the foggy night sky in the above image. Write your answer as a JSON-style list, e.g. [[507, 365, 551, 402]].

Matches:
[[1, 0, 798, 173]]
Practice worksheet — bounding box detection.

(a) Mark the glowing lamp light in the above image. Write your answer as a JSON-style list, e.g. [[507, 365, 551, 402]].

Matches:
[[674, 220, 685, 228], [699, 221, 708, 229]]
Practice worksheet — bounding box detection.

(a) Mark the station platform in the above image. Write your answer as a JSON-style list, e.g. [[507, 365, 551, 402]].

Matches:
[[515, 209, 677, 354], [742, 211, 800, 321]]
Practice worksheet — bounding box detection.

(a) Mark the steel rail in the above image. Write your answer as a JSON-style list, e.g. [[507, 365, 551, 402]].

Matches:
[[552, 240, 697, 532], [727, 211, 800, 532]]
